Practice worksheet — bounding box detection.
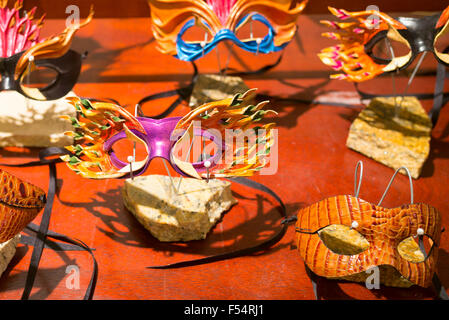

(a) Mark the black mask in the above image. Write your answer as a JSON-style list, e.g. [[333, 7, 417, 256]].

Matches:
[[365, 11, 449, 70], [319, 6, 449, 82], [0, 49, 82, 101]]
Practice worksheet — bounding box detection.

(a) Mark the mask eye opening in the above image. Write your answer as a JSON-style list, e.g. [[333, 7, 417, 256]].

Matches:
[[365, 29, 412, 69], [317, 224, 370, 256], [19, 64, 61, 100], [21, 65, 60, 90], [234, 14, 270, 44], [171, 127, 221, 166], [102, 128, 149, 170], [434, 17, 449, 64], [179, 18, 213, 44], [397, 234, 435, 263], [365, 30, 391, 64]]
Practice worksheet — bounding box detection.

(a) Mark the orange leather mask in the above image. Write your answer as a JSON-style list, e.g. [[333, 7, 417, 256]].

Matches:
[[0, 168, 46, 242], [295, 164, 442, 288]]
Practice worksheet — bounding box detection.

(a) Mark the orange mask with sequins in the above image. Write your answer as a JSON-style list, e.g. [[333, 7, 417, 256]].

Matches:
[[318, 6, 449, 82]]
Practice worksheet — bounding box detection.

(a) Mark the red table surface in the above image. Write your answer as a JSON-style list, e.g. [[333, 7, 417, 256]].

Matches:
[[0, 14, 448, 300]]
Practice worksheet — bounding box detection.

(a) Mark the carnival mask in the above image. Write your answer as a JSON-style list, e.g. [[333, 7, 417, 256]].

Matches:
[[295, 164, 442, 288], [60, 89, 276, 180], [0, 168, 46, 242], [0, 0, 93, 100], [147, 0, 308, 61], [318, 6, 449, 82]]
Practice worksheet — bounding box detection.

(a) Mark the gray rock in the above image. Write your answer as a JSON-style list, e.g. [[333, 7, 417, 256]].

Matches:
[[0, 235, 20, 278], [189, 74, 251, 108], [122, 175, 237, 242], [346, 96, 431, 179]]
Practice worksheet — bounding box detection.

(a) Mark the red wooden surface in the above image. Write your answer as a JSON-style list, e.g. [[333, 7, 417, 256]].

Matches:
[[0, 12, 448, 300]]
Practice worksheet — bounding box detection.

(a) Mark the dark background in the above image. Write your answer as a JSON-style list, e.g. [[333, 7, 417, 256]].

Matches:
[[21, 0, 448, 18]]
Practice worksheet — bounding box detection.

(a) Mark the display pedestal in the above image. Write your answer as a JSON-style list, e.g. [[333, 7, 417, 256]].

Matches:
[[189, 73, 251, 108], [122, 175, 237, 242], [346, 96, 432, 179], [0, 91, 76, 148]]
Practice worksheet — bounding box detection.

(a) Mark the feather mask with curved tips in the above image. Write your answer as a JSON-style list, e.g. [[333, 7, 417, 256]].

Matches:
[[61, 89, 277, 180], [0, 0, 93, 100], [318, 6, 449, 82]]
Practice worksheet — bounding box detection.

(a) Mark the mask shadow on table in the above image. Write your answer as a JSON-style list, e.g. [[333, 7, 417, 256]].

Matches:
[[0, 230, 80, 300], [58, 184, 302, 261]]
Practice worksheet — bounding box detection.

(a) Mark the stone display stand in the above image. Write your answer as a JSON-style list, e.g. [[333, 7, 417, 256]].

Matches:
[[346, 96, 432, 179], [122, 175, 237, 242], [189, 73, 251, 108], [0, 235, 20, 279]]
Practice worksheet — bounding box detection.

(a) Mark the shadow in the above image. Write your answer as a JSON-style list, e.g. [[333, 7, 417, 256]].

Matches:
[[315, 278, 359, 300], [435, 248, 449, 291], [0, 265, 76, 300], [71, 35, 155, 84], [58, 185, 148, 248], [337, 99, 432, 137], [0, 99, 74, 148], [224, 41, 252, 73], [0, 244, 30, 286], [437, 119, 449, 140], [58, 182, 303, 263], [369, 283, 437, 300], [294, 30, 305, 55], [0, 147, 40, 159], [359, 109, 431, 139], [0, 232, 82, 300], [254, 78, 349, 129], [312, 273, 438, 300], [337, 108, 362, 124], [420, 135, 449, 178]]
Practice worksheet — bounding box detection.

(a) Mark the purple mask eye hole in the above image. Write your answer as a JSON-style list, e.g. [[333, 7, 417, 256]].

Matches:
[[171, 127, 225, 174], [103, 116, 228, 178], [109, 137, 150, 168], [103, 127, 152, 172]]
